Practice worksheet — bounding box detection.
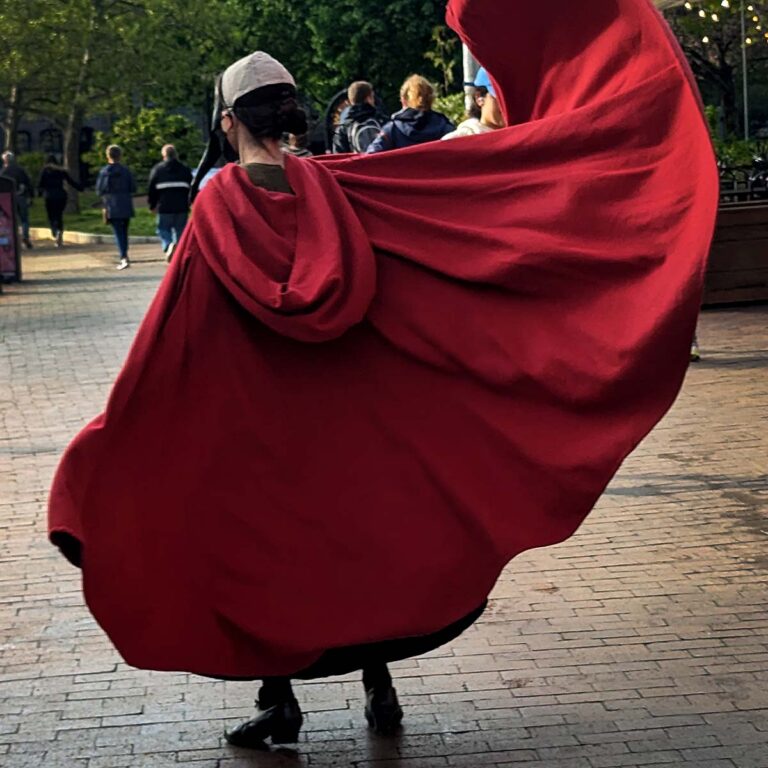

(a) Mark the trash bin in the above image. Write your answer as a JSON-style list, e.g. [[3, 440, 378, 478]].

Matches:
[[0, 175, 21, 282]]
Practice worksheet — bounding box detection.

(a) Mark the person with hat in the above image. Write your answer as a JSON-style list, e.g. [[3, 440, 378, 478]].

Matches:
[[442, 67, 506, 140], [49, 0, 718, 757]]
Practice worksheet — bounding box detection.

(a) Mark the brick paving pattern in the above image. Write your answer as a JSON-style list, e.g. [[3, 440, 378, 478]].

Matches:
[[1, 243, 767, 768]]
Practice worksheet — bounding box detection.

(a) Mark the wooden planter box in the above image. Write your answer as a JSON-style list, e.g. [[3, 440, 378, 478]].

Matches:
[[704, 201, 768, 306]]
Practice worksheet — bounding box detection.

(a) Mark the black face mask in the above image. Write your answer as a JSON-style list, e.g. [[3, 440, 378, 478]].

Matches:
[[189, 74, 238, 204]]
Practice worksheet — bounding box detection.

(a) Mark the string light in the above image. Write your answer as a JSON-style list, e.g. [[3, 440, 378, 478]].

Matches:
[[680, 0, 768, 45]]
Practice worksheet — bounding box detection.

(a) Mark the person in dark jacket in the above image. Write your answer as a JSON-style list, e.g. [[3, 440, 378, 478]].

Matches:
[[1, 151, 34, 248], [147, 144, 192, 260], [282, 132, 313, 158], [366, 75, 454, 154], [332, 81, 384, 154], [37, 155, 84, 247], [96, 145, 136, 270]]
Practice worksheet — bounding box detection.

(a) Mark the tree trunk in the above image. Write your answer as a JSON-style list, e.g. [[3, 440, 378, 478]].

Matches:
[[64, 107, 84, 213], [2, 85, 22, 153], [720, 63, 739, 137], [64, 3, 98, 213]]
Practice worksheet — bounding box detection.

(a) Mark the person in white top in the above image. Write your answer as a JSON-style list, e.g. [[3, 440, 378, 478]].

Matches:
[[442, 67, 506, 140]]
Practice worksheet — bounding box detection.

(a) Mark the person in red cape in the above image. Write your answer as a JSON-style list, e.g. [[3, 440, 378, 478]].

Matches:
[[48, 0, 718, 751]]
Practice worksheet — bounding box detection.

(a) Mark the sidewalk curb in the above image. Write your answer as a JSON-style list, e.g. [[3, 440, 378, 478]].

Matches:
[[29, 227, 160, 246]]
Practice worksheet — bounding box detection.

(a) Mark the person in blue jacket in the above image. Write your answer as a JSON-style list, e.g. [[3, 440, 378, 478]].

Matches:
[[366, 75, 454, 153], [96, 145, 136, 270]]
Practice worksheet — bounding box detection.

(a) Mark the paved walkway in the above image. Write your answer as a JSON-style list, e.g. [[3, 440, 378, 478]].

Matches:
[[1, 244, 767, 768]]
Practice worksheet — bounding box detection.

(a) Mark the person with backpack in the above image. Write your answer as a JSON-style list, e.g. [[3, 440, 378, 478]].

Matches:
[[366, 75, 454, 154], [332, 81, 383, 154]]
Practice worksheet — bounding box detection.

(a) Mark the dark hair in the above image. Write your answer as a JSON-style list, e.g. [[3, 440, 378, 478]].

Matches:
[[233, 83, 307, 141], [468, 86, 488, 121], [45, 154, 58, 165]]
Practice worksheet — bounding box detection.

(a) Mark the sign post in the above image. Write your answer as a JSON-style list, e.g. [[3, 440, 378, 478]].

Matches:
[[0, 175, 21, 282]]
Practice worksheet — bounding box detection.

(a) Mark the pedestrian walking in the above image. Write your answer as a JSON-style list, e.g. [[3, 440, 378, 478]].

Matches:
[[147, 144, 192, 262], [442, 67, 506, 140], [366, 75, 454, 153], [1, 151, 34, 248], [49, 0, 718, 757], [332, 81, 383, 154], [96, 145, 136, 270], [37, 155, 83, 247]]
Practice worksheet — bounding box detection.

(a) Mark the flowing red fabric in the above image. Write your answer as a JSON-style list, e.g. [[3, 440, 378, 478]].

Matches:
[[49, 0, 718, 677]]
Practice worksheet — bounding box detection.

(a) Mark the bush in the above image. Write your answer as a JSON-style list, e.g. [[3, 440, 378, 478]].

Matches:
[[710, 137, 768, 168], [84, 108, 204, 188], [433, 92, 468, 126]]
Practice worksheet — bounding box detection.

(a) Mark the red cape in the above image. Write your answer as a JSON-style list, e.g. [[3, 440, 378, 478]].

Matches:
[[49, 0, 718, 677]]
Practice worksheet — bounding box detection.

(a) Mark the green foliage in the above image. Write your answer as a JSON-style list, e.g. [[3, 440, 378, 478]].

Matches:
[[1, 0, 463, 156], [0, 0, 247, 133], [425, 25, 461, 95], [16, 152, 46, 188], [433, 92, 467, 125], [713, 138, 761, 166], [84, 109, 203, 185], [240, 0, 455, 108]]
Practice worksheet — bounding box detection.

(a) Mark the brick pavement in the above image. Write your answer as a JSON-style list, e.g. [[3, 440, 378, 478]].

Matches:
[[1, 243, 767, 768]]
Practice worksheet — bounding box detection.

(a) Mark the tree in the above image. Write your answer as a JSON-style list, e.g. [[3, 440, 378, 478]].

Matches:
[[238, 0, 455, 109], [665, 1, 768, 135], [425, 24, 461, 95], [0, 0, 246, 204], [0, 1, 73, 151], [53, 0, 246, 193], [85, 108, 202, 183]]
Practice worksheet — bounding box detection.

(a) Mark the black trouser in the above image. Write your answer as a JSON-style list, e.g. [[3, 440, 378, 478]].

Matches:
[[259, 664, 392, 708], [255, 603, 487, 707], [110, 218, 130, 260], [45, 197, 67, 236]]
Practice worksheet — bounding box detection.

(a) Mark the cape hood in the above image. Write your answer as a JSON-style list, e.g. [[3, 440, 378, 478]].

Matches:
[[49, 0, 718, 677]]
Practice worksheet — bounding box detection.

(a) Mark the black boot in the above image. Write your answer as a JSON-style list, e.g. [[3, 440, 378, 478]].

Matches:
[[363, 664, 403, 735], [365, 686, 403, 734], [225, 699, 303, 748], [225, 678, 303, 749]]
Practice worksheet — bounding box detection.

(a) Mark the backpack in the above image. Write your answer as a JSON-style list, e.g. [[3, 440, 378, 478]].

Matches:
[[348, 117, 382, 154]]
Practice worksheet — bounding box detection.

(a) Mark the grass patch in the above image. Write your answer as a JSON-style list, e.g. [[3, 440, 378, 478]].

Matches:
[[29, 190, 158, 237]]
